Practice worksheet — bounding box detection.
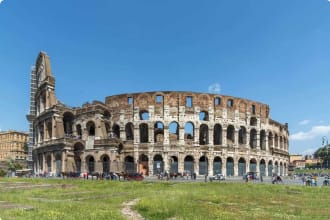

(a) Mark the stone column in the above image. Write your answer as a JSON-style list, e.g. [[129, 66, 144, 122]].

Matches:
[[222, 128, 227, 146], [208, 156, 213, 176]]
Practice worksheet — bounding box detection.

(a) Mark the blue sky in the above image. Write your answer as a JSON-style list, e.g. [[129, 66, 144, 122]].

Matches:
[[1, 0, 330, 155]]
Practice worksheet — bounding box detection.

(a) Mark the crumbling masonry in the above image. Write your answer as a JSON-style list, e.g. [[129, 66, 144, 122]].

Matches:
[[27, 52, 289, 177]]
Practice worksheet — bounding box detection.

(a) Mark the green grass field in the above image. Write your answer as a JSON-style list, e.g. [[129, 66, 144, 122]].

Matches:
[[0, 178, 329, 220]]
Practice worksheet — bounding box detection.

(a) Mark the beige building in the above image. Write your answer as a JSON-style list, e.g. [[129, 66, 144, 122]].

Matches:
[[27, 52, 289, 176], [0, 130, 28, 161]]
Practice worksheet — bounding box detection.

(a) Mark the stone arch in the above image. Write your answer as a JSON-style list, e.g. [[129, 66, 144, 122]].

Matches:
[[86, 121, 96, 136], [105, 122, 111, 136], [184, 122, 194, 142], [238, 126, 247, 145], [124, 156, 135, 173], [226, 125, 235, 146], [260, 130, 266, 150], [268, 160, 273, 176], [199, 124, 209, 145], [112, 123, 120, 138], [199, 111, 209, 121], [153, 154, 164, 174], [274, 161, 279, 175], [100, 154, 110, 174], [140, 110, 149, 120], [184, 155, 194, 174], [250, 129, 257, 149], [169, 156, 178, 174], [73, 142, 84, 173], [213, 156, 222, 174], [139, 123, 149, 143], [63, 112, 74, 136], [250, 117, 257, 126], [103, 110, 111, 120], [238, 157, 246, 176], [55, 153, 62, 176], [76, 124, 82, 139], [226, 157, 234, 176], [154, 122, 164, 143], [199, 156, 208, 175], [268, 132, 273, 148], [46, 120, 52, 140], [260, 159, 266, 176], [213, 124, 222, 145], [139, 154, 149, 175], [169, 121, 179, 141], [125, 122, 134, 140], [249, 158, 257, 172], [274, 134, 279, 148], [46, 154, 52, 172], [86, 155, 95, 173]]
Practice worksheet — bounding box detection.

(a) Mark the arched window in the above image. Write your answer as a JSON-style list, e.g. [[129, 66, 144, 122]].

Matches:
[[238, 126, 247, 145], [125, 123, 134, 140], [260, 130, 266, 150], [199, 111, 209, 121], [140, 110, 149, 120], [213, 124, 222, 145], [226, 125, 235, 146], [154, 122, 164, 143], [112, 124, 120, 138], [199, 124, 209, 145], [250, 129, 257, 148], [139, 123, 149, 143], [169, 121, 179, 141], [250, 117, 257, 126], [86, 121, 96, 136], [184, 122, 194, 141], [63, 112, 74, 136]]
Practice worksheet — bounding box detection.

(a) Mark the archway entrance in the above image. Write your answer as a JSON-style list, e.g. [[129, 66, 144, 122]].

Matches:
[[139, 154, 149, 175], [199, 156, 208, 175], [86, 156, 95, 173], [169, 156, 178, 174], [46, 155, 52, 173], [101, 155, 110, 174], [226, 157, 234, 176], [238, 158, 246, 176], [249, 159, 257, 172], [260, 159, 266, 176], [213, 157, 222, 174], [268, 161, 273, 176], [124, 156, 135, 173], [184, 155, 194, 174], [153, 154, 164, 175], [55, 154, 62, 177]]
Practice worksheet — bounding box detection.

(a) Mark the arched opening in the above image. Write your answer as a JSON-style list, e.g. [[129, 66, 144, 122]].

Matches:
[[139, 154, 149, 175], [63, 112, 74, 136], [154, 122, 164, 143], [213, 124, 222, 145], [76, 124, 82, 139], [101, 155, 110, 174], [199, 156, 208, 175], [249, 158, 257, 172], [169, 156, 178, 174], [250, 117, 257, 126], [213, 157, 222, 174], [275, 134, 279, 148], [105, 122, 111, 137], [199, 111, 209, 121], [169, 121, 179, 141], [86, 156, 95, 173], [199, 124, 209, 145], [238, 126, 247, 145], [260, 130, 266, 150], [280, 162, 283, 176], [124, 156, 135, 173], [268, 161, 273, 177], [260, 159, 266, 177], [153, 154, 164, 174], [275, 161, 279, 175], [39, 123, 44, 142], [46, 120, 52, 140], [184, 122, 194, 143], [184, 155, 194, 174], [226, 125, 235, 146], [280, 136, 283, 149], [46, 155, 51, 172], [268, 132, 273, 148], [250, 129, 257, 149], [140, 110, 149, 120], [238, 158, 246, 176], [103, 110, 111, 120], [86, 121, 96, 136], [125, 123, 134, 140], [55, 154, 62, 177], [226, 157, 234, 176], [73, 142, 84, 173], [112, 124, 120, 138], [139, 123, 149, 143]]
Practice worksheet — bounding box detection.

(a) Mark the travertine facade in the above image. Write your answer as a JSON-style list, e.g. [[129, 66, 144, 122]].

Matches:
[[0, 130, 28, 161], [28, 52, 289, 176]]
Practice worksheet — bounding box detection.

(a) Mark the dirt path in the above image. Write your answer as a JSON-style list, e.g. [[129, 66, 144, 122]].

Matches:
[[121, 199, 145, 220]]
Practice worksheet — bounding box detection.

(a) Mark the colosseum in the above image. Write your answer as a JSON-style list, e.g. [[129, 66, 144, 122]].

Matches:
[[27, 52, 289, 177]]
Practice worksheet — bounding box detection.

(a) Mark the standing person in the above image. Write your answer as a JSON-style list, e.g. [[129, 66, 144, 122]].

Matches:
[[204, 174, 208, 182]]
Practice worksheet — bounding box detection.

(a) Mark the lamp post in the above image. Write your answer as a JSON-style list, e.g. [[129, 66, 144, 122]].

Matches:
[[322, 136, 329, 169]]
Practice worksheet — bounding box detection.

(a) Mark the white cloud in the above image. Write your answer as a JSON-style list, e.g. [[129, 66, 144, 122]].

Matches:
[[0, 0, 4, 4], [208, 83, 221, 94], [299, 120, 310, 125], [290, 125, 330, 141], [301, 148, 318, 156]]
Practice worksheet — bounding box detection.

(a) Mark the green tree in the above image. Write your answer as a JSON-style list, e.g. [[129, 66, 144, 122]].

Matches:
[[314, 146, 330, 168], [7, 158, 22, 172]]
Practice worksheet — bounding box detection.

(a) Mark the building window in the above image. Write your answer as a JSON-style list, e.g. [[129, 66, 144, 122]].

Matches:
[[227, 99, 234, 107], [214, 97, 221, 106], [186, 96, 192, 108], [128, 97, 133, 105], [156, 95, 163, 103], [251, 105, 256, 114]]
